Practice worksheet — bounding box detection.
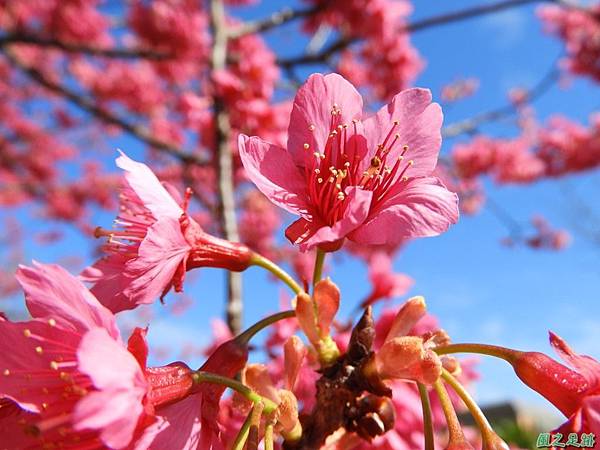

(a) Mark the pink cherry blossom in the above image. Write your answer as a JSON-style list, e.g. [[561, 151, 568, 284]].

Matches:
[[239, 73, 458, 252], [85, 151, 253, 312], [538, 3, 600, 83], [0, 262, 150, 448], [513, 332, 600, 436], [0, 261, 241, 449]]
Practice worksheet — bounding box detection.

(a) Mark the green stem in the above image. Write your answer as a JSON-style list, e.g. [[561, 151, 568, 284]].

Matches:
[[417, 382, 435, 450], [192, 371, 278, 414], [251, 254, 304, 295], [264, 422, 274, 450], [237, 310, 295, 345], [434, 343, 521, 363], [312, 249, 325, 289], [231, 409, 253, 450], [441, 369, 495, 441], [433, 379, 468, 446], [247, 401, 264, 450]]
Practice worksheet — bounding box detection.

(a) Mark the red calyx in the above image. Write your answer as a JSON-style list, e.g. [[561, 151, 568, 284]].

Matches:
[[146, 362, 195, 408], [513, 351, 589, 417]]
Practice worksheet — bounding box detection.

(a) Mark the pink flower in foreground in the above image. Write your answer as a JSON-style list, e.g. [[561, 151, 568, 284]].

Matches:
[[239, 73, 458, 251], [0, 263, 157, 447], [86, 151, 253, 312], [0, 262, 233, 449], [513, 332, 600, 436]]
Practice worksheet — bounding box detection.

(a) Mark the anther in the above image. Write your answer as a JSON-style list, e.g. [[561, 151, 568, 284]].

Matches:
[[337, 192, 345, 200], [48, 319, 56, 327], [393, 120, 399, 125], [309, 125, 315, 131], [318, 178, 323, 183], [24, 329, 31, 337], [35, 346, 43, 355], [303, 143, 310, 149], [50, 361, 59, 370], [3, 369, 9, 376], [408, 160, 414, 166], [314, 169, 321, 174], [371, 156, 381, 167]]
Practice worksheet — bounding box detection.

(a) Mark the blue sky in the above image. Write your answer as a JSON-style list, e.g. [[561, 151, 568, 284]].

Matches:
[[3, 0, 600, 425]]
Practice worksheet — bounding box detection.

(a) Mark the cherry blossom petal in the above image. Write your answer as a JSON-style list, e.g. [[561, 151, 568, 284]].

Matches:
[[362, 88, 443, 177], [74, 389, 144, 449], [238, 134, 310, 216], [74, 328, 147, 448], [350, 177, 458, 245], [0, 319, 81, 412], [581, 395, 600, 434], [149, 395, 203, 450], [550, 331, 600, 388], [287, 73, 363, 166], [16, 262, 119, 339], [385, 296, 427, 342], [313, 278, 340, 339], [116, 150, 183, 220], [77, 328, 146, 391], [124, 216, 191, 308], [291, 187, 373, 251], [283, 336, 307, 391]]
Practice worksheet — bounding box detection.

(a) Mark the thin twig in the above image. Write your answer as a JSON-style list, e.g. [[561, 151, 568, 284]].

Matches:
[[2, 48, 206, 166], [228, 6, 319, 39], [277, 0, 548, 67], [0, 33, 170, 59], [442, 65, 560, 138]]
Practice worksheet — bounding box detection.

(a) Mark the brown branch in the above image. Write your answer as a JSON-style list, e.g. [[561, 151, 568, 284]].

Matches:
[[0, 33, 170, 59], [442, 64, 559, 138], [1, 47, 206, 166], [228, 6, 320, 39], [277, 0, 548, 67], [210, 0, 243, 334]]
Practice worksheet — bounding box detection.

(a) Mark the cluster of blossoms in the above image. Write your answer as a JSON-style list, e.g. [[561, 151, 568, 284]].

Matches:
[[452, 114, 600, 184], [1, 73, 598, 449], [305, 0, 423, 100], [538, 3, 600, 83]]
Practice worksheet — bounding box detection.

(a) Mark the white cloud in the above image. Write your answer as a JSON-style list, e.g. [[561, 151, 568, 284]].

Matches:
[[479, 8, 528, 48]]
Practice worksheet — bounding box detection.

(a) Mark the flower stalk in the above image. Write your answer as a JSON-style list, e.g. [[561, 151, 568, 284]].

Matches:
[[312, 249, 326, 288], [441, 369, 508, 449], [250, 253, 304, 295], [417, 382, 435, 450], [434, 343, 521, 363], [433, 380, 473, 449], [191, 371, 278, 414]]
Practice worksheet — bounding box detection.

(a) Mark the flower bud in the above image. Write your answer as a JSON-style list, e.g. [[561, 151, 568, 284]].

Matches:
[[385, 296, 427, 341], [294, 279, 340, 365], [376, 336, 442, 385]]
